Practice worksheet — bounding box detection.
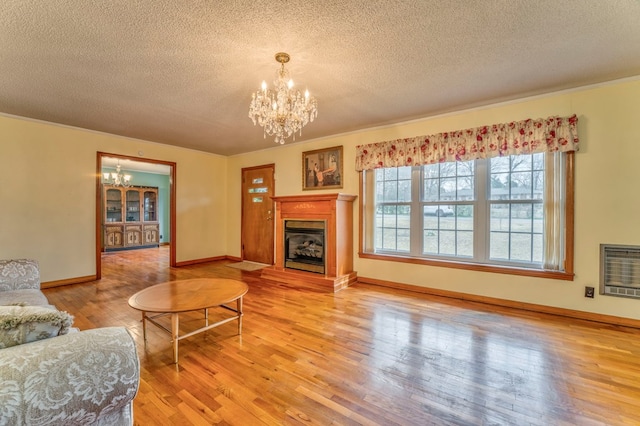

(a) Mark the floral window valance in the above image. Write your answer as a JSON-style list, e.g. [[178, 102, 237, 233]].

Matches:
[[355, 114, 579, 171]]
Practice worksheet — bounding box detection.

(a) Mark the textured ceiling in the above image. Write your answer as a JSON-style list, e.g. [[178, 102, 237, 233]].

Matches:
[[1, 1, 640, 156]]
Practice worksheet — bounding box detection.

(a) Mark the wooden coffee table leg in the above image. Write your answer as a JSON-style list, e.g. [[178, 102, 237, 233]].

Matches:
[[171, 313, 179, 364], [237, 296, 243, 335], [141, 312, 147, 341]]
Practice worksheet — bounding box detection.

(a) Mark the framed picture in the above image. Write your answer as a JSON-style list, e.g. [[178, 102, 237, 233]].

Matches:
[[302, 146, 343, 190]]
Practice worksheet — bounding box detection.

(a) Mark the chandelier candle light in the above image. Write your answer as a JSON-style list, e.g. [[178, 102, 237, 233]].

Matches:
[[103, 162, 132, 187], [249, 52, 318, 144]]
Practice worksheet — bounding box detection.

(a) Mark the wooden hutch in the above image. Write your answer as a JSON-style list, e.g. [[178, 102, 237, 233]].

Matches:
[[102, 185, 160, 251]]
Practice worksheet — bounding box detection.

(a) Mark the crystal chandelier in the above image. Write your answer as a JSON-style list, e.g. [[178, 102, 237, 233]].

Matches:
[[103, 162, 132, 187], [249, 52, 318, 144]]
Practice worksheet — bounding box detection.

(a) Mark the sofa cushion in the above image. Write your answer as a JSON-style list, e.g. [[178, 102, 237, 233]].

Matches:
[[0, 289, 50, 306], [0, 259, 40, 291], [0, 305, 74, 349]]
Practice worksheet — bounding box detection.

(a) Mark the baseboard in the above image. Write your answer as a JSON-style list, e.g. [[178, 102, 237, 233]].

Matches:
[[174, 255, 228, 267], [357, 276, 640, 329], [41, 275, 97, 289]]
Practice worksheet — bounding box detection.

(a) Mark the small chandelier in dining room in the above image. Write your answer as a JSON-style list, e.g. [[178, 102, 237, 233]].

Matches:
[[249, 52, 318, 144], [103, 162, 132, 187]]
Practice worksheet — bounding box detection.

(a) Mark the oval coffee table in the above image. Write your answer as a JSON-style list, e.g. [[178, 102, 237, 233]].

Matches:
[[128, 278, 248, 364]]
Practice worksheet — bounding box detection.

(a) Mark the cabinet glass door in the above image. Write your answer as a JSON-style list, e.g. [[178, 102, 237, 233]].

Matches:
[[105, 188, 122, 223], [125, 190, 140, 222], [144, 191, 157, 221]]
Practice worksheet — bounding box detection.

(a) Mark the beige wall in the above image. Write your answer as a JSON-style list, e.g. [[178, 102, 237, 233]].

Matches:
[[227, 78, 640, 320], [0, 116, 228, 281], [2, 78, 639, 320]]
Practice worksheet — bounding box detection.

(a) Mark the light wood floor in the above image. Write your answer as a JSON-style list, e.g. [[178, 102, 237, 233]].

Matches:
[[43, 247, 640, 425]]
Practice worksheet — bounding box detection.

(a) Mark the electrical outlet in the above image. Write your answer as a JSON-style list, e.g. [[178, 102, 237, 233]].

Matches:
[[585, 286, 595, 298]]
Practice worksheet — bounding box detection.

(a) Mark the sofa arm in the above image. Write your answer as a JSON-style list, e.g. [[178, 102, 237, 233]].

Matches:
[[0, 327, 140, 425], [0, 259, 41, 291]]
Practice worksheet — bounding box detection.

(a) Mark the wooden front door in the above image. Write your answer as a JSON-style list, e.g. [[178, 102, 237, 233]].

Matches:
[[241, 164, 275, 264]]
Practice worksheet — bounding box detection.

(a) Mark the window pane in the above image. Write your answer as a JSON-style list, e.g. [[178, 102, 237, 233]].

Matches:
[[491, 155, 542, 201], [439, 230, 456, 255], [490, 231, 509, 260], [510, 233, 532, 262], [457, 205, 474, 226], [440, 162, 457, 177], [489, 173, 509, 200], [533, 234, 543, 263], [511, 154, 532, 171], [457, 176, 474, 201], [398, 166, 412, 180], [424, 178, 439, 201], [383, 181, 398, 201], [423, 206, 473, 257], [381, 227, 397, 250], [376, 167, 411, 203], [533, 171, 544, 200], [440, 177, 456, 199], [491, 156, 510, 173], [383, 168, 397, 180], [398, 179, 411, 202], [375, 205, 410, 252], [490, 205, 510, 231], [423, 163, 440, 178], [533, 204, 544, 232], [513, 205, 532, 232], [423, 161, 474, 202], [490, 201, 543, 263], [457, 231, 473, 257], [532, 153, 545, 170], [511, 172, 532, 198]]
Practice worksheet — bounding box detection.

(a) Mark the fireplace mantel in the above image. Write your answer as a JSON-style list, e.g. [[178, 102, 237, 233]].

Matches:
[[261, 193, 357, 292]]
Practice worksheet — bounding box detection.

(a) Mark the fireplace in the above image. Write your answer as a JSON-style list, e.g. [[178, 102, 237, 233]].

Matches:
[[261, 193, 357, 292], [284, 220, 326, 274]]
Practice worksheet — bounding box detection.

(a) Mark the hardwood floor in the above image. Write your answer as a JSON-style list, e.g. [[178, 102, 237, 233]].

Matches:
[[43, 247, 640, 425]]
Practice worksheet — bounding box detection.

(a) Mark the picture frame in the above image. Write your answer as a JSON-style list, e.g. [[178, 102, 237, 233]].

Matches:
[[302, 146, 343, 190]]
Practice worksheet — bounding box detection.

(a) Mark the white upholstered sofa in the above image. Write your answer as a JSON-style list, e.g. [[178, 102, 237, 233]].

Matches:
[[0, 259, 140, 425]]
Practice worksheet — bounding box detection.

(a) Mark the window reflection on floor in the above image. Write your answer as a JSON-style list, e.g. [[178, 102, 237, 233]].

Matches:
[[369, 306, 563, 423]]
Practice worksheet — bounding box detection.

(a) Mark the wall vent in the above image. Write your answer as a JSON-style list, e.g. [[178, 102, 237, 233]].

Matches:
[[600, 244, 640, 299]]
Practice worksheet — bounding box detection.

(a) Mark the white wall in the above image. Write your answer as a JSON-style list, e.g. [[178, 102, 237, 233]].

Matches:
[[227, 78, 640, 320], [0, 115, 228, 280]]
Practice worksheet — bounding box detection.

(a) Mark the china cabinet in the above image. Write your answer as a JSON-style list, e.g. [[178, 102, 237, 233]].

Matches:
[[103, 185, 160, 251]]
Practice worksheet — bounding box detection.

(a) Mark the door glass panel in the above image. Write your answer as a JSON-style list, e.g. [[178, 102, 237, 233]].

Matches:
[[248, 187, 268, 193]]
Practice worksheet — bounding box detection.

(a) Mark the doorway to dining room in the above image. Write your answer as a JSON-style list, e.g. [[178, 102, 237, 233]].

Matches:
[[96, 152, 176, 279]]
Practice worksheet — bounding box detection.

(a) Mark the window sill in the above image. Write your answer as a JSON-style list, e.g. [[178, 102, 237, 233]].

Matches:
[[358, 252, 574, 281]]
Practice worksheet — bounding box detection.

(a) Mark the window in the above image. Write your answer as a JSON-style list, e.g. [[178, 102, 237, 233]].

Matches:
[[362, 152, 574, 279]]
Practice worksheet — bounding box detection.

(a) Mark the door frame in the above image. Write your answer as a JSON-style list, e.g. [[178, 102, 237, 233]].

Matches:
[[241, 163, 275, 264], [96, 152, 177, 279]]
